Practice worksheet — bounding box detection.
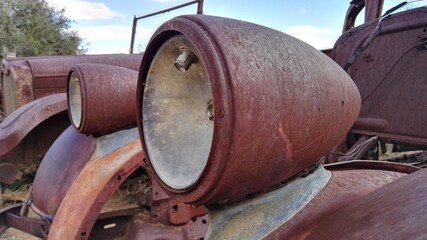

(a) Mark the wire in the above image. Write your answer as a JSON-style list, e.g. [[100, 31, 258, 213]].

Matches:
[[362, 40, 427, 104], [343, 1, 414, 71]]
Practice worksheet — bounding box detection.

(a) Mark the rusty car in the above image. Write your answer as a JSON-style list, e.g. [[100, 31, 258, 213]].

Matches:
[[0, 0, 426, 239], [0, 54, 143, 185]]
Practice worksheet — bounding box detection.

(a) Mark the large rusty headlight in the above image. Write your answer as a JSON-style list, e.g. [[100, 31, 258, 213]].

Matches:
[[137, 15, 361, 205], [67, 64, 139, 134]]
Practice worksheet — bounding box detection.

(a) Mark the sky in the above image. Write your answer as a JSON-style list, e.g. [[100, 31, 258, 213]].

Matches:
[[45, 0, 426, 54]]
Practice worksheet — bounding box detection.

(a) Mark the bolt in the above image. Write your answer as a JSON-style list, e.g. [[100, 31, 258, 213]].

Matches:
[[175, 48, 197, 72], [206, 99, 214, 122]]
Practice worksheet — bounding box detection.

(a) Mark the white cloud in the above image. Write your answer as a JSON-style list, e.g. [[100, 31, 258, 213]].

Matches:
[[73, 25, 154, 54], [75, 25, 153, 40], [283, 25, 338, 49], [46, 0, 126, 21], [299, 8, 307, 14]]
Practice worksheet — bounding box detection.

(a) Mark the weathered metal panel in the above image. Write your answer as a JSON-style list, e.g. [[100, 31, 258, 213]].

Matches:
[[300, 167, 427, 239], [29, 54, 143, 92], [0, 59, 34, 116], [206, 166, 331, 240], [32, 126, 96, 215], [0, 93, 67, 157], [264, 168, 407, 239], [333, 7, 427, 146], [48, 139, 143, 240]]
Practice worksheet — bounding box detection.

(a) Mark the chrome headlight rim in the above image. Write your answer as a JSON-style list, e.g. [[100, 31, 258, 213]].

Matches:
[[67, 69, 84, 131], [137, 27, 233, 203], [142, 34, 213, 190]]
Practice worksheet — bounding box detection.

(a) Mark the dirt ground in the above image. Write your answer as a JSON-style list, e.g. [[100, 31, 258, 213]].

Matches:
[[0, 228, 39, 240]]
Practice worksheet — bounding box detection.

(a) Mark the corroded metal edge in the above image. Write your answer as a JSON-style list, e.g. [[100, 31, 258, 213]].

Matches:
[[205, 165, 331, 240], [0, 93, 67, 156], [94, 127, 139, 159], [47, 138, 143, 240]]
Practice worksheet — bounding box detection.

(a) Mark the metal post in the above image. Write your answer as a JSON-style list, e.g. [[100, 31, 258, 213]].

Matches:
[[130, 16, 137, 54], [129, 0, 204, 54], [197, 0, 204, 14]]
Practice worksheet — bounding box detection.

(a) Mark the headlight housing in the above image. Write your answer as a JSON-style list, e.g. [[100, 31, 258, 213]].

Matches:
[[137, 15, 361, 205], [67, 64, 139, 135]]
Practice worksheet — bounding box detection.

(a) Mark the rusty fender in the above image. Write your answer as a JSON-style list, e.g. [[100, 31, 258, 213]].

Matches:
[[0, 128, 142, 238], [294, 167, 427, 239], [31, 126, 96, 216], [0, 93, 67, 157], [48, 138, 143, 240], [30, 126, 140, 218], [0, 93, 68, 184], [206, 164, 413, 239]]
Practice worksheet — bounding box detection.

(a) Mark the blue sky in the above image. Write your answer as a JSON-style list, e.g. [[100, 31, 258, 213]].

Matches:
[[46, 0, 426, 54]]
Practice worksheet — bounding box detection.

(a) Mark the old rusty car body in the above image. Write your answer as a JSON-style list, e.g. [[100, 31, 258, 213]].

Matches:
[[0, 0, 426, 239], [0, 54, 143, 184]]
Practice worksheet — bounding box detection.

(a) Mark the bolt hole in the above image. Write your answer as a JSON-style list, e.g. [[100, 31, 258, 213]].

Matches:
[[116, 175, 122, 181], [318, 108, 320, 111], [80, 231, 87, 237], [341, 101, 344, 107], [172, 205, 178, 211], [155, 192, 158, 195], [206, 99, 214, 122], [202, 219, 207, 224], [423, 28, 426, 32]]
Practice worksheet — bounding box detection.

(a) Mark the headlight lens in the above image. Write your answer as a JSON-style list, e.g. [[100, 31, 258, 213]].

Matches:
[[68, 72, 82, 129], [142, 34, 213, 190]]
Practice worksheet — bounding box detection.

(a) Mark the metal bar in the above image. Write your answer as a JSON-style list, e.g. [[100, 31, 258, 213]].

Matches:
[[0, 204, 49, 238], [135, 0, 200, 20], [129, 0, 203, 53], [129, 16, 137, 54]]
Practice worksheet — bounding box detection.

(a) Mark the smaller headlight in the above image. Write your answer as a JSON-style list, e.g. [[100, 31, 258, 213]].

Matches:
[[67, 64, 139, 135], [68, 72, 82, 129]]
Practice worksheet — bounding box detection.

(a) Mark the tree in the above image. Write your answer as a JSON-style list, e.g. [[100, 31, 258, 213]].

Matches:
[[0, 0, 86, 59]]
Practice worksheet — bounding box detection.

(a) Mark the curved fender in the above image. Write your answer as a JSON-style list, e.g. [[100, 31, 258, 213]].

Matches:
[[0, 93, 67, 156], [48, 138, 143, 240], [302, 168, 427, 239], [32, 126, 96, 216]]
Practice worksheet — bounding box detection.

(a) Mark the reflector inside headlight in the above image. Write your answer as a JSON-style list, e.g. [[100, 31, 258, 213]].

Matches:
[[142, 34, 213, 190], [68, 72, 82, 129]]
